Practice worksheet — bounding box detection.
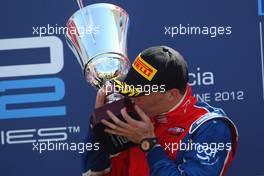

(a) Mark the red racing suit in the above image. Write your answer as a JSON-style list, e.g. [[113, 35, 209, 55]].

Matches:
[[83, 85, 238, 176]]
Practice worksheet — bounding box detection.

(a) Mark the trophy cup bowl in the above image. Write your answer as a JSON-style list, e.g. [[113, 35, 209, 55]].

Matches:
[[65, 3, 130, 91], [66, 3, 138, 154]]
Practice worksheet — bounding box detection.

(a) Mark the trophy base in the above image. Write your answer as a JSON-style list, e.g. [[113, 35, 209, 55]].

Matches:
[[93, 98, 139, 154]]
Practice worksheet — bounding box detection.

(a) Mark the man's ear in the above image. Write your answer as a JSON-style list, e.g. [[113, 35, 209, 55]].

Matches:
[[166, 88, 180, 102]]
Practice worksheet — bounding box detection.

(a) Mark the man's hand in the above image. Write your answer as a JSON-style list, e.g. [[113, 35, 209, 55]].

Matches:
[[101, 105, 156, 144]]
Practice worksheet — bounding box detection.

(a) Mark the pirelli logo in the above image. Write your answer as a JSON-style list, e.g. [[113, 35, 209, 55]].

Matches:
[[132, 55, 157, 81]]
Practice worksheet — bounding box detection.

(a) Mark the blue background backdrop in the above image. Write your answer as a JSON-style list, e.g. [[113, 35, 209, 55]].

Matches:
[[0, 0, 263, 175]]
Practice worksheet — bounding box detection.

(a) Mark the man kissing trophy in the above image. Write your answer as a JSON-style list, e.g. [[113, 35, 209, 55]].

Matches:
[[65, 3, 138, 154]]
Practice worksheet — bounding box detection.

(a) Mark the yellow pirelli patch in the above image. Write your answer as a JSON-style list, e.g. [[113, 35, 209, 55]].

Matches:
[[132, 55, 157, 81]]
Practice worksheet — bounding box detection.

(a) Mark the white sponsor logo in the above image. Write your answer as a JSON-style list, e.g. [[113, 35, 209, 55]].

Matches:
[[0, 126, 80, 145]]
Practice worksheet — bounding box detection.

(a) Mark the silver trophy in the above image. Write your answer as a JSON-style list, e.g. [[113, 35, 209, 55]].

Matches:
[[66, 3, 137, 154], [65, 3, 130, 102]]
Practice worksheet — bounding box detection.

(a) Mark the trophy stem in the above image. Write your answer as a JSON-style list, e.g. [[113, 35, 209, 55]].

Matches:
[[104, 80, 124, 103], [106, 93, 124, 103]]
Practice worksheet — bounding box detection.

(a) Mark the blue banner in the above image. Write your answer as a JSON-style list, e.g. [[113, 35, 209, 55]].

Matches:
[[0, 0, 263, 175]]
